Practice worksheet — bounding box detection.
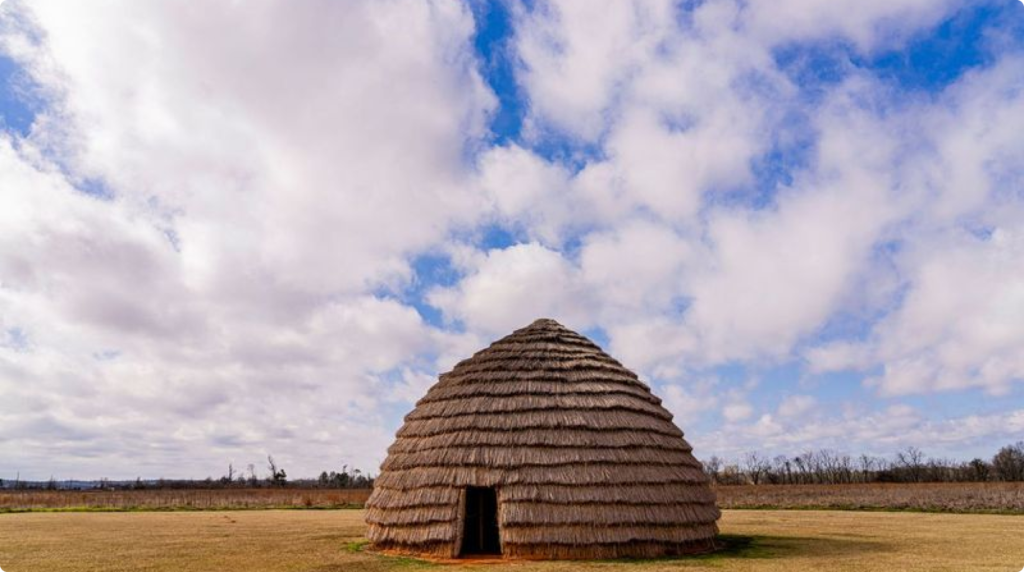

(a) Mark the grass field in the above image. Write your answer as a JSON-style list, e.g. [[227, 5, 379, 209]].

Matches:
[[717, 482, 1024, 513], [1, 509, 1022, 571], [0, 488, 372, 512]]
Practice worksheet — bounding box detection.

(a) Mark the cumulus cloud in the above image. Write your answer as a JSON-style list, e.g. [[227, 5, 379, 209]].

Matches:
[[0, 0, 494, 478], [515, 0, 786, 221], [804, 58, 1024, 396], [477, 144, 573, 244], [513, 0, 676, 142], [778, 395, 817, 418], [805, 341, 874, 374], [867, 227, 1024, 396], [502, 1, 903, 367], [695, 404, 1024, 462], [6, 0, 495, 298], [686, 180, 892, 362], [579, 220, 692, 315], [454, 1, 1024, 411], [602, 318, 697, 380], [496, 2, 1024, 456], [428, 242, 593, 336], [722, 401, 755, 423], [659, 378, 719, 427], [743, 0, 957, 49]]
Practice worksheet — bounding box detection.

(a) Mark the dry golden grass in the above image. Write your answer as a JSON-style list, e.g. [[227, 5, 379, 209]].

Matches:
[[716, 482, 1024, 513], [8, 482, 1022, 515], [1, 509, 1022, 571], [0, 488, 371, 512]]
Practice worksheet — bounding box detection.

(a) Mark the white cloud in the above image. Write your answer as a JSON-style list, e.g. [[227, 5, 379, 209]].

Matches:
[[805, 59, 1024, 396], [606, 104, 762, 221], [805, 341, 873, 374], [916, 57, 1024, 224], [514, 0, 675, 142], [0, 137, 452, 476], [0, 0, 495, 478], [514, 0, 789, 224], [659, 378, 719, 426], [579, 219, 691, 315], [778, 394, 817, 418], [428, 242, 592, 336], [722, 401, 754, 423], [603, 318, 696, 380], [867, 227, 1024, 396], [686, 183, 890, 362], [477, 144, 573, 244], [504, 0, 955, 372], [384, 369, 440, 406], [743, 0, 957, 50], [5, 0, 495, 298], [696, 404, 1024, 462]]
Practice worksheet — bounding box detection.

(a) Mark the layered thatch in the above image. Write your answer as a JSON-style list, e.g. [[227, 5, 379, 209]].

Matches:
[[365, 318, 720, 559]]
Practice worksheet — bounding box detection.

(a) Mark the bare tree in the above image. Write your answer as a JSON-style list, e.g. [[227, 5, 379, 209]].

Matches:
[[792, 455, 808, 484], [221, 463, 236, 486], [968, 458, 991, 482], [267, 455, 287, 487], [763, 455, 791, 485], [744, 452, 771, 485], [896, 446, 926, 482], [719, 464, 745, 485], [857, 455, 890, 483], [802, 450, 824, 483], [703, 456, 723, 484], [993, 442, 1024, 482], [696, 443, 1024, 486]]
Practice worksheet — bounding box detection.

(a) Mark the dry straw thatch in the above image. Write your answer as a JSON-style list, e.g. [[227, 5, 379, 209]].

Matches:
[[365, 318, 720, 559]]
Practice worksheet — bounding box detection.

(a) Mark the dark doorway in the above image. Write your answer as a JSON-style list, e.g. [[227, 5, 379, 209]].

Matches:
[[460, 487, 500, 556]]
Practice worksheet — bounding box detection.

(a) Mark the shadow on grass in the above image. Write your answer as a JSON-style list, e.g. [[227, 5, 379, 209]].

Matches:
[[606, 533, 890, 565]]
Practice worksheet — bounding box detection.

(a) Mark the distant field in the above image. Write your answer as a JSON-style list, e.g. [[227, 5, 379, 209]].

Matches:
[[5, 483, 1024, 514], [716, 482, 1024, 513], [1, 509, 1022, 571], [0, 488, 371, 512]]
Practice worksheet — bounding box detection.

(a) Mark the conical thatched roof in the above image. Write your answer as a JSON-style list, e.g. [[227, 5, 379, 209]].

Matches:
[[365, 318, 720, 560]]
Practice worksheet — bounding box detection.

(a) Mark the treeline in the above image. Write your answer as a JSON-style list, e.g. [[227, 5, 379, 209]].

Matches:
[[0, 455, 375, 491], [705, 441, 1024, 485]]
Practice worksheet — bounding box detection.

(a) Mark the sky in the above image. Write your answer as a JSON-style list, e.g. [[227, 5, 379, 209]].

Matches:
[[1, 0, 1023, 481]]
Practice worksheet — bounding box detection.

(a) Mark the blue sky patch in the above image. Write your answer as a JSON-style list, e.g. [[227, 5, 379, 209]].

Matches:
[[856, 2, 1005, 93], [403, 253, 461, 327], [0, 53, 37, 136], [471, 0, 524, 145]]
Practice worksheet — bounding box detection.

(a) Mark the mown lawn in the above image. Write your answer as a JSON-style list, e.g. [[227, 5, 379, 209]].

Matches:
[[0, 509, 1021, 571]]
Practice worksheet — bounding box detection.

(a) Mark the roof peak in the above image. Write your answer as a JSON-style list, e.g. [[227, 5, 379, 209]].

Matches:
[[516, 318, 575, 334], [527, 317, 563, 327]]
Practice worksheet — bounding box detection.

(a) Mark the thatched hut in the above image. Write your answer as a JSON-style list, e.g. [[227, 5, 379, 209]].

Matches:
[[365, 318, 720, 559]]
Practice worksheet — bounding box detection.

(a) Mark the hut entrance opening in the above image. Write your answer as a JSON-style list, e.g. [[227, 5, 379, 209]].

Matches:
[[460, 487, 500, 556]]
